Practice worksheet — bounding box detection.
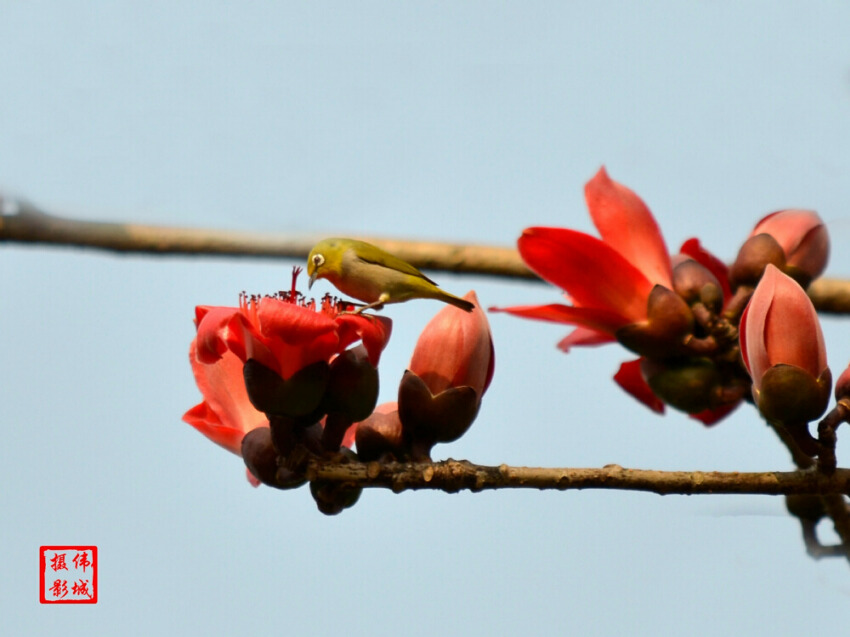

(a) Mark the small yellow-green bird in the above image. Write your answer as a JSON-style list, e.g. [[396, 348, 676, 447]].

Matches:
[[307, 238, 474, 314]]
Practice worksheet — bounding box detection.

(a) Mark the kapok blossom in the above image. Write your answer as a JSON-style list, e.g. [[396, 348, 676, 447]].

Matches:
[[493, 168, 740, 426], [493, 167, 700, 353], [183, 271, 392, 482]]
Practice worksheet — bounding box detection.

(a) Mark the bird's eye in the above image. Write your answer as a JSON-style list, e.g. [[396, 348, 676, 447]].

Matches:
[[312, 254, 325, 267]]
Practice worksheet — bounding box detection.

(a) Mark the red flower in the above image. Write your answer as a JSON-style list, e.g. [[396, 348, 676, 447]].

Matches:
[[183, 332, 268, 457], [492, 168, 740, 425], [183, 289, 391, 476], [493, 166, 676, 352], [740, 264, 830, 424]]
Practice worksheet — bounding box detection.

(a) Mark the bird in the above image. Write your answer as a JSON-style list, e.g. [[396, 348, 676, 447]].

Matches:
[[306, 238, 475, 314]]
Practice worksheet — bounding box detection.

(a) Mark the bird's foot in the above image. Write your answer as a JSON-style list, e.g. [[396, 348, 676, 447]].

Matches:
[[348, 301, 385, 316]]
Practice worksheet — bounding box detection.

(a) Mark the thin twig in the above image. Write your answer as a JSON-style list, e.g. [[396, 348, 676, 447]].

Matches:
[[770, 417, 850, 562], [305, 459, 850, 496]]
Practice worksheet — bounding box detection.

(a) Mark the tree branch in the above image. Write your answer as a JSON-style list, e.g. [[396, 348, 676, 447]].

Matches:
[[306, 459, 850, 496], [2, 200, 849, 312], [0, 200, 527, 279]]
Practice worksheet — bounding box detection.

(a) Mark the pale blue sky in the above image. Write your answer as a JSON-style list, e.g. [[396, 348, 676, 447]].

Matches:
[[3, 3, 850, 634]]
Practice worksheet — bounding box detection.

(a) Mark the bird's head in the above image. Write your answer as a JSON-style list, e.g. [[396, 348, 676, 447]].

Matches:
[[306, 238, 342, 289]]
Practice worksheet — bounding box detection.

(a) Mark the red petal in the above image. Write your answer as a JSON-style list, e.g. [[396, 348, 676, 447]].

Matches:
[[740, 268, 774, 390], [679, 238, 732, 302], [185, 340, 268, 455], [613, 359, 665, 414], [254, 298, 340, 378], [336, 314, 393, 366], [557, 327, 617, 352], [518, 227, 653, 322], [763, 266, 827, 378], [411, 291, 493, 396], [585, 167, 673, 288], [492, 302, 631, 337], [193, 304, 279, 374], [256, 297, 337, 343], [689, 401, 740, 426], [183, 404, 255, 456], [341, 424, 357, 450], [194, 306, 242, 364], [246, 468, 262, 487], [754, 209, 822, 256], [739, 301, 753, 375], [194, 305, 212, 327]]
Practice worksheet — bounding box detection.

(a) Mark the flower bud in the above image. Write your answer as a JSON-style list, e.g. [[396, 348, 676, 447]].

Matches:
[[398, 292, 494, 459], [409, 291, 494, 400], [268, 417, 324, 464], [615, 285, 694, 358], [242, 358, 329, 420], [398, 371, 480, 460], [354, 402, 404, 461], [835, 364, 850, 403], [322, 345, 379, 422], [756, 364, 831, 425], [729, 234, 786, 289], [641, 358, 723, 416], [785, 494, 826, 523], [740, 264, 830, 424], [310, 480, 362, 516], [310, 448, 362, 515], [751, 209, 829, 286], [672, 258, 723, 314], [241, 427, 278, 487]]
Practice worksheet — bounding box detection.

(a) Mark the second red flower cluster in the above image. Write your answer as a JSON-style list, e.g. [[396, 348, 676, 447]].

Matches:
[[494, 167, 831, 431]]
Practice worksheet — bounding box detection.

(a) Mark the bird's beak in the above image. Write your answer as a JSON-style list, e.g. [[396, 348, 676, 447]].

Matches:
[[308, 271, 317, 289]]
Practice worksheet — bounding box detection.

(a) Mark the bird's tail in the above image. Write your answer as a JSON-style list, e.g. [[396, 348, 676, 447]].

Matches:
[[438, 290, 475, 312]]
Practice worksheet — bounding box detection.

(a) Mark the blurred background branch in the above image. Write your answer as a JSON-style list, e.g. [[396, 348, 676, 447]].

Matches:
[[0, 197, 527, 278], [3, 198, 850, 313]]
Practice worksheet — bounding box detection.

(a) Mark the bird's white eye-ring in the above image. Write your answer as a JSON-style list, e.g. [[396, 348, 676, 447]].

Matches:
[[312, 253, 325, 268]]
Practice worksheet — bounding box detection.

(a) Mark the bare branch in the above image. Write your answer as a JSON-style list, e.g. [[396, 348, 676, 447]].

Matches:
[[305, 459, 850, 496], [0, 201, 529, 279]]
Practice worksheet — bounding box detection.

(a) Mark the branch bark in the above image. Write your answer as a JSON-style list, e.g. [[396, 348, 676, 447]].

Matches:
[[306, 459, 850, 496]]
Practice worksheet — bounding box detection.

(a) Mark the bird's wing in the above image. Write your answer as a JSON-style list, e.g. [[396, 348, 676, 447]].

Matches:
[[356, 251, 437, 285]]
